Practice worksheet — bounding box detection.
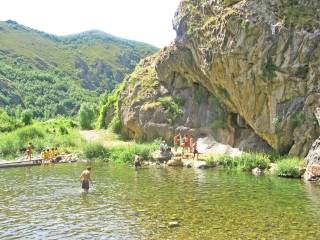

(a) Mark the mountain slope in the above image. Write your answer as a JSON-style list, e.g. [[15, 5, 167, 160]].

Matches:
[[0, 20, 157, 117]]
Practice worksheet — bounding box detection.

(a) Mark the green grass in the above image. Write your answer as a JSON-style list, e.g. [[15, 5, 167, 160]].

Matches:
[[82, 140, 160, 163], [0, 107, 22, 132], [158, 96, 184, 123], [207, 152, 305, 179], [275, 157, 304, 178], [83, 142, 110, 160], [0, 118, 81, 159], [208, 153, 270, 171]]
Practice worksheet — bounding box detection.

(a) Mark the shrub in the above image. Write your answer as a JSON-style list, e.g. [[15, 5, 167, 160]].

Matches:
[[108, 115, 122, 134], [107, 142, 159, 163], [21, 109, 33, 125], [261, 57, 277, 81], [83, 142, 110, 160], [158, 96, 183, 122], [211, 153, 270, 171], [275, 157, 303, 178], [0, 108, 22, 132], [79, 103, 95, 130], [236, 153, 270, 171]]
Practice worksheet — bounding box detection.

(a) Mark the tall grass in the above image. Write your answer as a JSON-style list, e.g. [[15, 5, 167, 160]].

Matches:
[[275, 158, 304, 178], [82, 140, 159, 163], [208, 153, 270, 171], [0, 118, 81, 159]]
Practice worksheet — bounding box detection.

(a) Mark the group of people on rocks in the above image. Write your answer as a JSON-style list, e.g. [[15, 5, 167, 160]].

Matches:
[[25, 142, 59, 165], [41, 147, 59, 165], [173, 133, 199, 160]]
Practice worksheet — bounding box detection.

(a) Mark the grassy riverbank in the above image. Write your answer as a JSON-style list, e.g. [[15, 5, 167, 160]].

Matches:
[[207, 153, 305, 178], [83, 141, 159, 163], [0, 118, 306, 179], [0, 118, 82, 159]]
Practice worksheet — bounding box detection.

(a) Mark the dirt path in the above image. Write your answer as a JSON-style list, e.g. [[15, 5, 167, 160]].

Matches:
[[80, 130, 133, 147]]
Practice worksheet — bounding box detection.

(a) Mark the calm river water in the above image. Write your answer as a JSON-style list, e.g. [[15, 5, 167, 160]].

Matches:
[[1, 163, 320, 239]]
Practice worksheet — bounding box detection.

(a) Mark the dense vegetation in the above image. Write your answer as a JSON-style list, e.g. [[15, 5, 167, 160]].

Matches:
[[208, 153, 305, 178], [0, 20, 157, 118], [83, 141, 159, 163], [0, 117, 81, 159]]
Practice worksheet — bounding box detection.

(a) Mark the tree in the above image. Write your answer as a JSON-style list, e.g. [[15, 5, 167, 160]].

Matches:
[[21, 109, 33, 125], [79, 103, 95, 130]]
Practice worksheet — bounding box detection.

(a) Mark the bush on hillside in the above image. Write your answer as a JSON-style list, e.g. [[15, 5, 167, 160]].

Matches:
[[83, 142, 110, 160], [21, 109, 33, 125], [0, 108, 22, 132], [79, 103, 96, 130]]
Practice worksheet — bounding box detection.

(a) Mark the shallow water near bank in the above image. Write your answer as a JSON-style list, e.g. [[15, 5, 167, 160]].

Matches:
[[1, 163, 320, 239]]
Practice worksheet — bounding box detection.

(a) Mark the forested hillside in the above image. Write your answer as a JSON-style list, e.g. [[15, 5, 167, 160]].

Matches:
[[0, 20, 157, 118]]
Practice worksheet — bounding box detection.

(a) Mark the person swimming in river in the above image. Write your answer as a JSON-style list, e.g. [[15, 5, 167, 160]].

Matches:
[[80, 167, 92, 193], [134, 154, 142, 168]]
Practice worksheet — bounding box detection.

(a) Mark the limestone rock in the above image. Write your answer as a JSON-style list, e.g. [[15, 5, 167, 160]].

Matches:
[[118, 0, 320, 157], [252, 167, 263, 176], [152, 150, 173, 162], [304, 137, 320, 181], [167, 158, 183, 167]]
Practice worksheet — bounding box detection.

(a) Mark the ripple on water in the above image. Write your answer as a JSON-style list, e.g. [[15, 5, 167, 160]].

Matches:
[[1, 164, 320, 239]]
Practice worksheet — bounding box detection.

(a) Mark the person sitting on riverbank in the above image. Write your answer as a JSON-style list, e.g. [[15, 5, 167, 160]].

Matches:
[[41, 149, 50, 165], [26, 143, 33, 161], [134, 154, 142, 168], [160, 140, 170, 153], [80, 167, 92, 193], [49, 148, 56, 163]]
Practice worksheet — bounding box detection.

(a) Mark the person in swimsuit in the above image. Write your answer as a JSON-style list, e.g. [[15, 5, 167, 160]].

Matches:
[[134, 154, 142, 168], [26, 142, 33, 161], [80, 167, 92, 193], [173, 133, 180, 152], [193, 141, 199, 160]]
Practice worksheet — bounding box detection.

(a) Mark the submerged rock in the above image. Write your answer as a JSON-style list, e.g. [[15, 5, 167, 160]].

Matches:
[[252, 167, 263, 176], [182, 159, 211, 169], [168, 221, 179, 227]]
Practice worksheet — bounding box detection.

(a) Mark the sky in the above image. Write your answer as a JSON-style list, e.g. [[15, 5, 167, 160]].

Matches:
[[0, 0, 182, 47]]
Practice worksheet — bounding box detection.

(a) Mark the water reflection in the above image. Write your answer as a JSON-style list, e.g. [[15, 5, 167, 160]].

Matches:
[[1, 163, 320, 239], [80, 192, 92, 208]]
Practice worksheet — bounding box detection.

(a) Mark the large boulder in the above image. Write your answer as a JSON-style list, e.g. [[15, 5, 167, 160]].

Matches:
[[152, 150, 173, 162], [304, 137, 320, 181], [118, 0, 320, 157]]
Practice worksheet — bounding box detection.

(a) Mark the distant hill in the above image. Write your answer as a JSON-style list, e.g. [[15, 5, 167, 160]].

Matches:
[[0, 20, 157, 118]]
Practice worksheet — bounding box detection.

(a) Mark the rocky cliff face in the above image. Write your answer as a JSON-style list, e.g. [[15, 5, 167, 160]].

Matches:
[[118, 0, 320, 156]]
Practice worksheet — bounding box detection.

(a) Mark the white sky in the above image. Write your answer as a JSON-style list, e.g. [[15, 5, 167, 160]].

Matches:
[[0, 0, 182, 47]]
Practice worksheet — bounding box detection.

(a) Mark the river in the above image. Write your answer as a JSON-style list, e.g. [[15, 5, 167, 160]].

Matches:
[[1, 163, 320, 239]]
